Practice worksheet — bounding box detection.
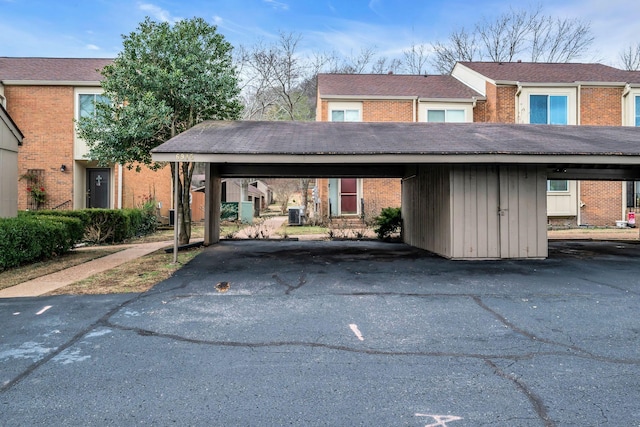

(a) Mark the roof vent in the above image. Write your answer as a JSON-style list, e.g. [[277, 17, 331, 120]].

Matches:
[[388, 71, 393, 75], [517, 59, 522, 63]]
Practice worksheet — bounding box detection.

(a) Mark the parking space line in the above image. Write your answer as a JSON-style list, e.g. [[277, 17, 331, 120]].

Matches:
[[36, 306, 52, 315], [349, 323, 364, 341]]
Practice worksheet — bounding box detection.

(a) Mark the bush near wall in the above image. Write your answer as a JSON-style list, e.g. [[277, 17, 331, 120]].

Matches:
[[373, 207, 402, 240], [21, 207, 158, 245], [1, 207, 157, 270], [0, 215, 84, 270]]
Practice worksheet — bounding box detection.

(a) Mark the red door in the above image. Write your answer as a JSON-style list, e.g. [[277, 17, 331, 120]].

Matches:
[[340, 178, 357, 214]]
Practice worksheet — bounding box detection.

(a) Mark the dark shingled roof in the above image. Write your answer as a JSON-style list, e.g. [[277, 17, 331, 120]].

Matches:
[[152, 120, 640, 157], [0, 57, 113, 82], [459, 61, 640, 84], [317, 73, 483, 98]]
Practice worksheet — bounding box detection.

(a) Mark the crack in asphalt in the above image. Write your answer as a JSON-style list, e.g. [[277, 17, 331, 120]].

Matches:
[[3, 282, 638, 427], [271, 273, 307, 294], [0, 293, 142, 393], [485, 359, 557, 427]]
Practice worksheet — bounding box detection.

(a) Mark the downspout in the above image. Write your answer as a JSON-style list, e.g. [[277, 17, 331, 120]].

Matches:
[[515, 83, 522, 123], [577, 181, 582, 226], [576, 84, 581, 225], [413, 96, 417, 122], [577, 84, 581, 125], [118, 164, 123, 209], [622, 83, 631, 125], [621, 83, 632, 222]]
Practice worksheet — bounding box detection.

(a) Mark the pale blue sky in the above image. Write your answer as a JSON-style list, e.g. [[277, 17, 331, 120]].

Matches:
[[0, 0, 637, 68]]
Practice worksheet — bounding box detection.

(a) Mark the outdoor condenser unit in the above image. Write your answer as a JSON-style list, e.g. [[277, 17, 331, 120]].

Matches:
[[288, 207, 303, 225]]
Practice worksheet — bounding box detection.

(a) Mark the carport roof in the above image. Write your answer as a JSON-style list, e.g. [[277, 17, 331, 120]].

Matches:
[[151, 120, 640, 178], [152, 120, 640, 160]]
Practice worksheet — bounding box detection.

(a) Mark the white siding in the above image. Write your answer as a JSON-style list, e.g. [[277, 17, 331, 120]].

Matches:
[[0, 112, 20, 218]]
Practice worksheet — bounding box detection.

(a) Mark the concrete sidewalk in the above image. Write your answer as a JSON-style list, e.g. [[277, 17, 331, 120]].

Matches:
[[234, 216, 288, 239], [0, 240, 175, 298]]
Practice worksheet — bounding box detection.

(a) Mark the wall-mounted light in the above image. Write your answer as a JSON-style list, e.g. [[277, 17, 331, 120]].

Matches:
[[60, 164, 67, 172]]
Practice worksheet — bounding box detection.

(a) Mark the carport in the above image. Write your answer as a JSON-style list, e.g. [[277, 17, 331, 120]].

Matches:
[[151, 120, 640, 260]]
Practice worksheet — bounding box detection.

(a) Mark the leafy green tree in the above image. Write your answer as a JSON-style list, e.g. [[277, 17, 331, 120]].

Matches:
[[78, 17, 243, 244]]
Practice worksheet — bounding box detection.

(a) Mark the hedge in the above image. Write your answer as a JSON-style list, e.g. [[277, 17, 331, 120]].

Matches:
[[0, 215, 84, 270]]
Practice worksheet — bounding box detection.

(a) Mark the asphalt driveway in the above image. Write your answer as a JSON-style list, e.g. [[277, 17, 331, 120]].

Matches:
[[1, 240, 639, 426]]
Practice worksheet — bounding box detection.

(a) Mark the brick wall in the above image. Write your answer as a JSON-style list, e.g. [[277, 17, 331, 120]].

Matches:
[[473, 100, 487, 122], [496, 86, 517, 123], [121, 164, 173, 219], [6, 86, 75, 210], [484, 82, 497, 122], [319, 99, 414, 122], [580, 87, 623, 126], [363, 178, 401, 219], [362, 100, 413, 122], [579, 181, 623, 226]]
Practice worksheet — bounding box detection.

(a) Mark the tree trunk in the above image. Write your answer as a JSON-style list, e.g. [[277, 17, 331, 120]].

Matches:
[[172, 162, 194, 245], [300, 178, 311, 220]]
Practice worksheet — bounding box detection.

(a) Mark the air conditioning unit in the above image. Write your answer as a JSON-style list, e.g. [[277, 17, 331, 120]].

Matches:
[[288, 206, 304, 225]]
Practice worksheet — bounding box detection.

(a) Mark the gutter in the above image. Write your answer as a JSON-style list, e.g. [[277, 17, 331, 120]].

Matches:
[[1, 80, 102, 86], [417, 97, 485, 103]]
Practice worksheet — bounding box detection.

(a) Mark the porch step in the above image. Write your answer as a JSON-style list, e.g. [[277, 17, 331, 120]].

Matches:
[[328, 217, 367, 229]]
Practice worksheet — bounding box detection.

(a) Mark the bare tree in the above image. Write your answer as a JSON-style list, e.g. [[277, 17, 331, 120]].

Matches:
[[431, 28, 479, 74], [402, 43, 430, 74], [431, 5, 594, 74], [326, 46, 379, 74], [530, 16, 593, 62], [371, 56, 403, 74], [267, 179, 300, 214], [619, 42, 640, 71], [478, 8, 533, 62]]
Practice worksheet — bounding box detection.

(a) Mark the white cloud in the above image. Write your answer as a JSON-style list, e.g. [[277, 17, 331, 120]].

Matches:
[[213, 15, 223, 25], [263, 0, 288, 11], [85, 44, 100, 50], [138, 2, 182, 23]]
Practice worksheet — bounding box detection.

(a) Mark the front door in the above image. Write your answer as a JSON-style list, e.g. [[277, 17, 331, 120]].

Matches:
[[86, 168, 110, 208], [340, 178, 358, 214]]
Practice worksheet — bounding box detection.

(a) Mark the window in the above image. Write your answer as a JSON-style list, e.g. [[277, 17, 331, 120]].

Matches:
[[547, 180, 569, 192], [635, 96, 640, 127], [79, 93, 109, 119], [530, 95, 568, 125], [427, 109, 465, 123], [331, 109, 360, 122]]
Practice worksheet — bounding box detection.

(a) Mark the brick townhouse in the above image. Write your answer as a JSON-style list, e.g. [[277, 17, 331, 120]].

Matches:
[[0, 57, 172, 216], [315, 73, 486, 220], [316, 62, 640, 226]]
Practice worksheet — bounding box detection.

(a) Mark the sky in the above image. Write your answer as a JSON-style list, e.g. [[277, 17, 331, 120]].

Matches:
[[1, 0, 638, 70]]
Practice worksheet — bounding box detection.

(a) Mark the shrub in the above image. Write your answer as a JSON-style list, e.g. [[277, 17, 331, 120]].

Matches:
[[373, 207, 402, 240], [221, 202, 239, 221], [83, 209, 128, 244], [0, 215, 84, 270]]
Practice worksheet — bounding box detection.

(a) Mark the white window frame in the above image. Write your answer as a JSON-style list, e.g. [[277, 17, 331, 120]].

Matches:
[[418, 102, 473, 123], [547, 180, 569, 192], [622, 89, 640, 126], [74, 87, 106, 160], [517, 87, 577, 125], [328, 101, 362, 122]]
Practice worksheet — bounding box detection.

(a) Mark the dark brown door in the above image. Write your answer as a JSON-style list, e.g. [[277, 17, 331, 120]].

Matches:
[[86, 168, 110, 208], [340, 178, 358, 214]]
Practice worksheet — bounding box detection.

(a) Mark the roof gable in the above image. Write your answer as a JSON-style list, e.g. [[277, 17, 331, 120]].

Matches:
[[318, 73, 483, 99], [0, 57, 113, 83]]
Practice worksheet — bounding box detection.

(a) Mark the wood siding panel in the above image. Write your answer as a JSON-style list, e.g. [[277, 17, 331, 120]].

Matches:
[[451, 165, 500, 259], [402, 165, 451, 257], [499, 165, 547, 258]]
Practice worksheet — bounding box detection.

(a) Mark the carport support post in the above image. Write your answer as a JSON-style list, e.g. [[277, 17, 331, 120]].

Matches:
[[204, 163, 221, 245], [173, 161, 180, 264]]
